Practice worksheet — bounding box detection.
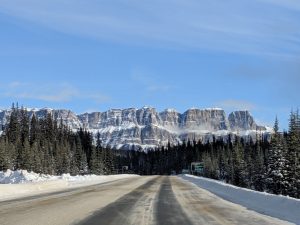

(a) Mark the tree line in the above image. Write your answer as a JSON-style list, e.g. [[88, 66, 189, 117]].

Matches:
[[0, 104, 299, 198], [0, 104, 115, 175], [116, 111, 300, 198]]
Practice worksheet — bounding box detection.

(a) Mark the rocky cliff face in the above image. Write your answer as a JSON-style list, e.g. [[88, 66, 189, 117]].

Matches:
[[0, 107, 270, 150], [181, 108, 228, 131]]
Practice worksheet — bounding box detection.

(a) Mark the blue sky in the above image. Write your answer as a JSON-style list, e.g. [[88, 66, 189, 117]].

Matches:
[[0, 0, 299, 130]]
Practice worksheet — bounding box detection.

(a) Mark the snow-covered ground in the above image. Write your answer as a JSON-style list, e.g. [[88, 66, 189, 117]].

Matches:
[[180, 174, 300, 225], [0, 170, 138, 201]]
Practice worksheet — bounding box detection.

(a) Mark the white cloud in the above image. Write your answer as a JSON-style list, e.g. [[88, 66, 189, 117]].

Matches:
[[82, 108, 101, 114], [146, 85, 173, 92], [0, 0, 299, 58], [217, 99, 257, 111], [130, 69, 175, 92], [3, 83, 77, 102], [260, 0, 300, 11], [86, 94, 111, 104], [8, 81, 28, 88], [0, 81, 110, 104]]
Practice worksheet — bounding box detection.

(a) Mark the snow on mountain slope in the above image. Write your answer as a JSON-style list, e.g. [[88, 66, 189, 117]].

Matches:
[[0, 107, 272, 150]]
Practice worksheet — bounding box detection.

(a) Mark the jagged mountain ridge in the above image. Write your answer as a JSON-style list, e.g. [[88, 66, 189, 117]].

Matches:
[[0, 107, 270, 149]]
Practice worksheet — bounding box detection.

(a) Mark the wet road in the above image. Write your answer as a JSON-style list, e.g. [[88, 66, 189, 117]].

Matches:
[[0, 176, 293, 225]]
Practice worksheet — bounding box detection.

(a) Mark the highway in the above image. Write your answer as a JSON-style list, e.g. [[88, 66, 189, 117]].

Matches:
[[0, 176, 292, 225]]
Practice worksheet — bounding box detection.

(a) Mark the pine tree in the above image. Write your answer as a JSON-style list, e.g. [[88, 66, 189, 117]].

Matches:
[[31, 142, 42, 173], [265, 118, 286, 194], [232, 136, 247, 187], [70, 151, 79, 175], [61, 149, 71, 174], [6, 104, 20, 144], [29, 114, 39, 146], [284, 111, 299, 197], [20, 107, 29, 145], [22, 139, 33, 171], [284, 111, 300, 197], [296, 110, 300, 198], [90, 132, 104, 174], [73, 135, 88, 174], [0, 139, 10, 171], [90, 146, 104, 174], [251, 140, 266, 191]]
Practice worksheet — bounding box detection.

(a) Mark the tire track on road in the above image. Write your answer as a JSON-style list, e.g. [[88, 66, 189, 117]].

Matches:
[[155, 177, 193, 225], [77, 176, 162, 225], [0, 176, 156, 225], [171, 177, 292, 225]]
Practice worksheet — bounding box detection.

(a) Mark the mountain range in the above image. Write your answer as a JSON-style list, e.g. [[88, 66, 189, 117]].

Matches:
[[0, 107, 271, 150]]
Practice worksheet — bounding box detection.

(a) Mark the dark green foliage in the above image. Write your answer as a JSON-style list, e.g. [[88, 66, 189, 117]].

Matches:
[[0, 104, 114, 176], [285, 111, 300, 198], [0, 104, 299, 199], [265, 117, 286, 194], [0, 139, 10, 171], [114, 113, 299, 199]]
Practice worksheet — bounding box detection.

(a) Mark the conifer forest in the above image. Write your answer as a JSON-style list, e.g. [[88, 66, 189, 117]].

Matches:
[[0, 105, 299, 199]]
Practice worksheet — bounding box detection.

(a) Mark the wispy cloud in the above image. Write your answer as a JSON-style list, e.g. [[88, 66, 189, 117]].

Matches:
[[146, 85, 173, 92], [0, 0, 299, 58], [131, 69, 175, 92], [0, 81, 110, 104], [8, 81, 29, 88], [216, 99, 257, 111], [86, 94, 111, 104], [260, 0, 300, 11]]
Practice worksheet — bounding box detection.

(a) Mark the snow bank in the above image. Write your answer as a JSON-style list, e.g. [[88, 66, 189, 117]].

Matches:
[[180, 174, 300, 225], [0, 170, 59, 184], [0, 170, 138, 201]]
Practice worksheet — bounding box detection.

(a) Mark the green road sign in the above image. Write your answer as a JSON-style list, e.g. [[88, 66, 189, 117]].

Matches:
[[191, 162, 204, 174]]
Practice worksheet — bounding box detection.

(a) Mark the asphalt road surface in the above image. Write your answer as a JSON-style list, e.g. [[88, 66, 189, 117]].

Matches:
[[0, 176, 293, 225]]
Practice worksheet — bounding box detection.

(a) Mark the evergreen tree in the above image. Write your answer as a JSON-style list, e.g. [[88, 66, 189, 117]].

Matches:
[[0, 103, 298, 198], [19, 107, 29, 145], [251, 139, 266, 191], [0, 139, 10, 171], [31, 142, 42, 173], [232, 137, 247, 187], [90, 132, 104, 174], [265, 118, 286, 194], [6, 104, 20, 144], [29, 114, 39, 146], [285, 111, 300, 197]]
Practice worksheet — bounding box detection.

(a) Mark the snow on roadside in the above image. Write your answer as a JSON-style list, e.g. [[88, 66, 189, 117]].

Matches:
[[0, 170, 138, 201], [0, 170, 58, 184], [180, 174, 300, 225]]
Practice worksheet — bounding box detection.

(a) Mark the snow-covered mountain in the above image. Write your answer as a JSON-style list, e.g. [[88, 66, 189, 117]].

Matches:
[[0, 107, 271, 150]]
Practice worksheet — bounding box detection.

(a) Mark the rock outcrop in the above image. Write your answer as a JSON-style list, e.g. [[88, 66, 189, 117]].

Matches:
[[0, 107, 270, 150]]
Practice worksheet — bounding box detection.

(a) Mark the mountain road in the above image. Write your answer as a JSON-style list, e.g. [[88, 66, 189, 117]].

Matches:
[[0, 176, 293, 225]]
